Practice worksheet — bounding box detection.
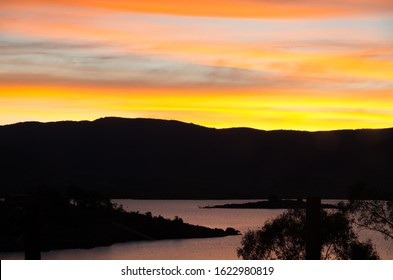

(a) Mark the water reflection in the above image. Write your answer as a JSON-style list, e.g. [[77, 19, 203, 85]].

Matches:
[[1, 200, 392, 260]]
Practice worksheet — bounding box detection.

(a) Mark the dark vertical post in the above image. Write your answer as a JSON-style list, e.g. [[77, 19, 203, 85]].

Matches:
[[25, 196, 41, 260], [305, 197, 321, 260]]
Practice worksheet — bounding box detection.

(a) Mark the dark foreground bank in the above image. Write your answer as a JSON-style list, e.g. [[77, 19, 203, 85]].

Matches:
[[0, 188, 239, 253]]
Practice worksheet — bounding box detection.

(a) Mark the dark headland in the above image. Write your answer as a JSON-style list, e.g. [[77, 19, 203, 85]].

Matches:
[[203, 198, 338, 209], [0, 188, 239, 253], [1, 117, 393, 199]]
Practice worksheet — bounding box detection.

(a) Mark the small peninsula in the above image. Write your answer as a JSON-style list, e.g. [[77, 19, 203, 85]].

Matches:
[[0, 187, 239, 253], [204, 199, 338, 209]]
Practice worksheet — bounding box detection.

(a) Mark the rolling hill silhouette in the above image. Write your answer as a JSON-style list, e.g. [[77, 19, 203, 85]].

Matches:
[[1, 117, 392, 199]]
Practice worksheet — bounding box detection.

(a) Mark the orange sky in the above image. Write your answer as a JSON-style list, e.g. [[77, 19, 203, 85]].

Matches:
[[1, 1, 393, 130], [3, 0, 393, 18]]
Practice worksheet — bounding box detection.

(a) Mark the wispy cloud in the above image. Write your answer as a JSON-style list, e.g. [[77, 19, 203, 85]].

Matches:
[[1, 2, 393, 130], [1, 7, 392, 89]]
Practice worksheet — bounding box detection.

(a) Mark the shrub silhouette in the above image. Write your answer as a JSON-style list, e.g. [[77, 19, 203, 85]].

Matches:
[[344, 200, 393, 241], [237, 208, 379, 260]]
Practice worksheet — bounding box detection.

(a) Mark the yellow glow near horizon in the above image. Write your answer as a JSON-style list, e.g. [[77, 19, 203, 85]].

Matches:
[[1, 2, 392, 131], [1, 85, 393, 131]]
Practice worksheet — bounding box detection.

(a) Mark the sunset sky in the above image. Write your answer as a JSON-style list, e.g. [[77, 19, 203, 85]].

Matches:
[[1, 0, 393, 130]]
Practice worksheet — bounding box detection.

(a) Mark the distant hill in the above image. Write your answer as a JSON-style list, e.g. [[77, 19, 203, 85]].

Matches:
[[1, 117, 392, 199]]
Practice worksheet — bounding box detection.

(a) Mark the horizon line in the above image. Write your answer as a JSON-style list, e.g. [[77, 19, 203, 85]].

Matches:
[[1, 116, 392, 133]]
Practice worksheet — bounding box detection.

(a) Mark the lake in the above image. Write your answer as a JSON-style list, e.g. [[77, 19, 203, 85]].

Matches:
[[1, 200, 392, 259]]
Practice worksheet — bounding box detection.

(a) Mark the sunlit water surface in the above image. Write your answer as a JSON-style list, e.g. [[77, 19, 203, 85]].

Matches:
[[1, 200, 392, 259]]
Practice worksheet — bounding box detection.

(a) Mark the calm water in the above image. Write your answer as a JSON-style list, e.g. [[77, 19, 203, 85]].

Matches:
[[1, 200, 393, 260]]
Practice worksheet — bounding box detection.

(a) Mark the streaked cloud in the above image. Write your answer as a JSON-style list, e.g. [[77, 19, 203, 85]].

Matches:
[[0, 2, 392, 130]]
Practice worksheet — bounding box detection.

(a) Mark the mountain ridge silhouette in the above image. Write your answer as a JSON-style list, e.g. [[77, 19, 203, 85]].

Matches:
[[1, 117, 392, 199]]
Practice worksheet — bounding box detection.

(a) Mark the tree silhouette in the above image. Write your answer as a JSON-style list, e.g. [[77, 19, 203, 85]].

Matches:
[[237, 208, 379, 260], [66, 186, 113, 210], [344, 200, 393, 241]]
